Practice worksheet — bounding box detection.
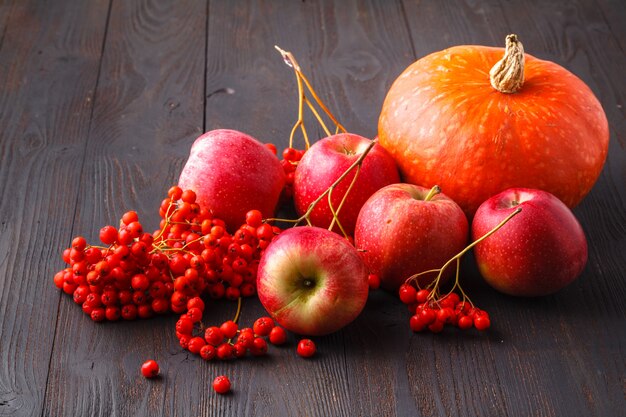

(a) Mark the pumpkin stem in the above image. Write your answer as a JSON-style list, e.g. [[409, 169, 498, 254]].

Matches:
[[490, 34, 525, 94]]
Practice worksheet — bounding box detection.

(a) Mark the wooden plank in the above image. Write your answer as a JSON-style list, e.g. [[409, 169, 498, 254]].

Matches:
[[41, 0, 207, 416], [0, 0, 16, 51], [596, 0, 626, 55], [0, 1, 110, 416], [400, 1, 626, 416]]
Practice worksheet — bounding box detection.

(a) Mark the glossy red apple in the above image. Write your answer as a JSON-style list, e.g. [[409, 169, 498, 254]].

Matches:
[[178, 129, 285, 231], [472, 188, 588, 297], [293, 133, 399, 236], [354, 184, 469, 292], [257, 226, 369, 336]]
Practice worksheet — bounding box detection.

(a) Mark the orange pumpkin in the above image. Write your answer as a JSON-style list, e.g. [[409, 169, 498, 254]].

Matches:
[[378, 35, 609, 217]]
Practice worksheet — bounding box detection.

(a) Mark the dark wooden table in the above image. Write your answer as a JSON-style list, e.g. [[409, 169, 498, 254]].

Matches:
[[1, 1, 624, 416]]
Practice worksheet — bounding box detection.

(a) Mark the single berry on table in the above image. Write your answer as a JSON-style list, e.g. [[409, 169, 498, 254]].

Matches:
[[213, 375, 231, 394], [141, 360, 159, 378], [297, 339, 316, 358]]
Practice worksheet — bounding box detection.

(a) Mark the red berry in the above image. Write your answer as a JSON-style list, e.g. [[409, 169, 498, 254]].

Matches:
[[105, 306, 121, 321], [409, 315, 425, 332], [212, 375, 231, 394], [126, 221, 143, 238], [179, 335, 190, 349], [225, 286, 240, 301], [200, 344, 216, 361], [436, 307, 455, 324], [188, 337, 207, 354], [176, 317, 194, 335], [216, 343, 234, 360], [265, 143, 278, 155], [282, 147, 299, 161], [141, 360, 159, 378], [457, 315, 473, 330], [71, 236, 87, 251], [240, 283, 255, 298], [245, 210, 263, 228], [121, 304, 138, 320], [220, 320, 238, 339], [204, 326, 224, 346], [72, 285, 90, 304], [419, 308, 437, 325], [232, 342, 247, 358], [250, 337, 268, 356], [181, 189, 196, 204], [268, 326, 287, 345], [151, 298, 170, 314], [297, 339, 316, 358], [253, 317, 274, 337], [90, 307, 105, 322], [138, 304, 154, 319], [256, 223, 273, 240], [428, 320, 445, 333], [122, 211, 139, 226], [186, 296, 205, 312], [99, 226, 118, 245], [474, 315, 491, 331], [367, 274, 380, 290], [168, 186, 183, 200], [187, 307, 203, 323], [131, 274, 149, 291], [236, 329, 255, 349], [416, 289, 430, 304], [398, 284, 417, 305]]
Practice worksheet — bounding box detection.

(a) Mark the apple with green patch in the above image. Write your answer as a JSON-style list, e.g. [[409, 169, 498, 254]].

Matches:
[[257, 226, 369, 336]]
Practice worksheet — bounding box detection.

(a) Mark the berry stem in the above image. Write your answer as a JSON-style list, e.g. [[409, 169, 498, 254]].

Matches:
[[305, 97, 332, 137], [406, 207, 522, 297], [275, 45, 346, 149], [232, 296, 243, 324], [266, 139, 376, 227], [327, 164, 361, 237]]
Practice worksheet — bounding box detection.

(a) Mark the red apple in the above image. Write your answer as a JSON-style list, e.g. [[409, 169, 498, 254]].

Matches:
[[178, 129, 285, 231], [472, 188, 588, 297], [354, 184, 469, 292], [293, 133, 399, 236], [257, 226, 369, 336]]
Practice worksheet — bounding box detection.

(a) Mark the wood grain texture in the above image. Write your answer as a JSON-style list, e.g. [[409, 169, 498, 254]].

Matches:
[[42, 0, 207, 416], [0, 1, 110, 416], [0, 1, 623, 416], [0, 0, 16, 52]]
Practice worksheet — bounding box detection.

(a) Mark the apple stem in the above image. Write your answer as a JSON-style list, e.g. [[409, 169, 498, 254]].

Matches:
[[405, 207, 522, 301], [275, 45, 347, 150], [424, 185, 441, 202]]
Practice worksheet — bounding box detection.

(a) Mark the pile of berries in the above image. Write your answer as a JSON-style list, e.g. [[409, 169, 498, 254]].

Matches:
[[399, 284, 491, 333], [175, 297, 289, 360], [53, 186, 280, 322]]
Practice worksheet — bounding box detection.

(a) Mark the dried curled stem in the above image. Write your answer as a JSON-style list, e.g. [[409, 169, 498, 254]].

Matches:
[[490, 34, 525, 94]]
